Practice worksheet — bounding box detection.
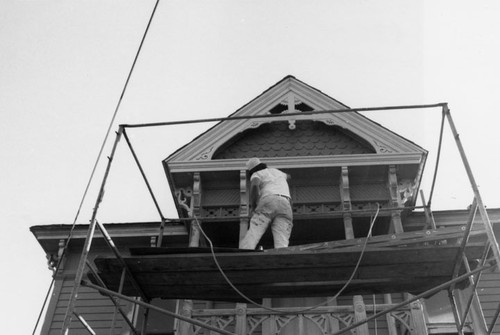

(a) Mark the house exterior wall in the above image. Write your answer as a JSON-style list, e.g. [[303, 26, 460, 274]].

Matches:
[[39, 250, 137, 335], [477, 271, 500, 334], [41, 277, 135, 335]]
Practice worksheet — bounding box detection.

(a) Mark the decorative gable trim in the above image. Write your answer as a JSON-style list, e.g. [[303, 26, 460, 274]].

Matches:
[[165, 76, 426, 165]]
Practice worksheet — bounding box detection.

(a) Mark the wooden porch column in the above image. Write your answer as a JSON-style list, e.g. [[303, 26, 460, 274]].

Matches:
[[178, 300, 193, 335], [235, 303, 247, 335], [341, 167, 369, 335], [239, 169, 250, 247], [327, 297, 340, 332], [353, 295, 370, 335], [410, 300, 428, 335], [262, 298, 275, 335], [388, 165, 404, 234], [189, 172, 202, 247], [384, 294, 398, 335], [340, 167, 354, 238]]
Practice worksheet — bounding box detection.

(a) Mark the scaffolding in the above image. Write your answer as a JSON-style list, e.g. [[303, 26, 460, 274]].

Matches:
[[44, 103, 500, 335]]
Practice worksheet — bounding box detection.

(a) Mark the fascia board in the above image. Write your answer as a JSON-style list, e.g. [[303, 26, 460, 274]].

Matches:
[[167, 153, 425, 173], [31, 223, 187, 241]]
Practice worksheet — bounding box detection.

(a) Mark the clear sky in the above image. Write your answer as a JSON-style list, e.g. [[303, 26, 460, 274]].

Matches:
[[1, 1, 499, 334]]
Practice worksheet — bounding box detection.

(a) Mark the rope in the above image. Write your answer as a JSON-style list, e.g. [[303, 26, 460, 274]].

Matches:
[[193, 203, 380, 314], [31, 1, 160, 334]]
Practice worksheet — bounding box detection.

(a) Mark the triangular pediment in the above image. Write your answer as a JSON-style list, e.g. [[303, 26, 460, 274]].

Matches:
[[165, 76, 426, 166]]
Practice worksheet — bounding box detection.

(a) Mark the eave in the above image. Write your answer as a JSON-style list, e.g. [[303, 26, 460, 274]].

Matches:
[[166, 153, 425, 173], [30, 222, 188, 255]]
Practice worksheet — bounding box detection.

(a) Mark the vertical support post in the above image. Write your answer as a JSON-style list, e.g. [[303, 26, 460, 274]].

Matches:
[[178, 300, 193, 335], [189, 172, 202, 247], [341, 167, 369, 335], [419, 190, 436, 230], [61, 127, 123, 335], [157, 217, 166, 247], [57, 239, 66, 263], [388, 165, 403, 234], [327, 297, 340, 332], [141, 307, 150, 335], [262, 298, 274, 335], [448, 289, 464, 335], [235, 303, 247, 335], [353, 295, 370, 335], [239, 169, 249, 247], [298, 314, 305, 335], [410, 300, 428, 335], [340, 167, 354, 239], [384, 294, 398, 335], [444, 105, 500, 268]]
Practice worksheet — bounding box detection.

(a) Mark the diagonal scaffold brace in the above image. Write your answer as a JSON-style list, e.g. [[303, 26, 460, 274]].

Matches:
[[61, 126, 127, 335], [443, 104, 500, 268]]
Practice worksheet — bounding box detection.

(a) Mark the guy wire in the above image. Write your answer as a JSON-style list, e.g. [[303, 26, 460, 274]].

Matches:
[[32, 1, 161, 334]]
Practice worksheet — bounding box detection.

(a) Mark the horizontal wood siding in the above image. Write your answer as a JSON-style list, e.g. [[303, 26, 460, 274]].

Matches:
[[46, 278, 135, 335], [477, 271, 500, 334]]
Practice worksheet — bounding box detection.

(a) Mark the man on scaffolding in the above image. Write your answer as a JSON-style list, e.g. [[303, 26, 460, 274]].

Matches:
[[239, 157, 293, 249]]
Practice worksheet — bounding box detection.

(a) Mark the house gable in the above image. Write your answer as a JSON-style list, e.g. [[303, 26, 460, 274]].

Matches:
[[164, 75, 426, 165]]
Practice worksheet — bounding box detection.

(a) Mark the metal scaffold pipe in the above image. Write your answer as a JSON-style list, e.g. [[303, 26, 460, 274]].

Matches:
[[443, 105, 500, 269], [61, 128, 124, 335], [120, 103, 447, 129], [82, 281, 236, 335]]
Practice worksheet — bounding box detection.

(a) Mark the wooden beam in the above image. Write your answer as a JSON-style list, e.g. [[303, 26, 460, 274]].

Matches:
[[353, 295, 369, 335], [238, 170, 249, 247], [235, 303, 247, 335], [340, 166, 354, 239], [388, 165, 403, 233], [189, 172, 202, 247], [409, 299, 428, 335], [178, 300, 193, 335], [384, 294, 398, 335]]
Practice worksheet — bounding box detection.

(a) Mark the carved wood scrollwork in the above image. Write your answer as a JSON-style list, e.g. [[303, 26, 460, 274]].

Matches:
[[188, 305, 419, 335], [321, 119, 337, 126], [175, 187, 193, 215], [390, 310, 413, 334], [47, 239, 66, 273], [374, 140, 394, 153], [196, 147, 214, 160], [246, 315, 269, 335], [192, 316, 236, 335], [398, 179, 417, 204], [249, 121, 262, 129]]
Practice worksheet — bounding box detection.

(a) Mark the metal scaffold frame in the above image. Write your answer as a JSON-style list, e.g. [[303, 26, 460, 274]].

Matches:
[[58, 104, 500, 335]]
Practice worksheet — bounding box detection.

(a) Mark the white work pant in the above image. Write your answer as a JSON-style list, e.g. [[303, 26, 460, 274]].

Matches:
[[240, 195, 293, 249]]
